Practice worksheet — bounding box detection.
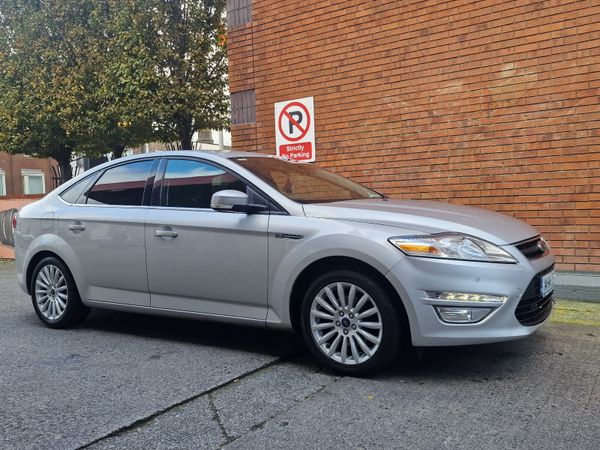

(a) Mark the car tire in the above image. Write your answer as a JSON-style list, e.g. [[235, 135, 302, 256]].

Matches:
[[30, 256, 90, 328], [300, 269, 404, 376]]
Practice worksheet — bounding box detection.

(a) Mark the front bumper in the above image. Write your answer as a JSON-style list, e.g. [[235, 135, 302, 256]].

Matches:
[[385, 245, 555, 347]]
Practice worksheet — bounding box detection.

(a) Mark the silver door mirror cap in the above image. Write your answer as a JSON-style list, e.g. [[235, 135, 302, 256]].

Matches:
[[211, 190, 249, 211], [211, 190, 269, 214]]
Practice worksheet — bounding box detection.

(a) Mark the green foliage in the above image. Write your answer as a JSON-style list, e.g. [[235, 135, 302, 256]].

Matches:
[[0, 0, 229, 181], [149, 0, 229, 149], [0, 0, 100, 178], [87, 0, 159, 157]]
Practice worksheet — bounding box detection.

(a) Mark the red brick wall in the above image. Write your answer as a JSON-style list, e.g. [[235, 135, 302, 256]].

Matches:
[[0, 152, 55, 197], [228, 0, 600, 272]]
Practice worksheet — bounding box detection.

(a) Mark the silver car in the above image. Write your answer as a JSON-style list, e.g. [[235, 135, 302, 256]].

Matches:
[[14, 151, 555, 374]]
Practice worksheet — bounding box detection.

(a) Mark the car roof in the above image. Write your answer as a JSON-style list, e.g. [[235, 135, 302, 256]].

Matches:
[[120, 150, 274, 160]]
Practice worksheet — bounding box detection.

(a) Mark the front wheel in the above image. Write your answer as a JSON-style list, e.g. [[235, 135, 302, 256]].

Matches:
[[300, 270, 404, 375], [30, 256, 90, 328]]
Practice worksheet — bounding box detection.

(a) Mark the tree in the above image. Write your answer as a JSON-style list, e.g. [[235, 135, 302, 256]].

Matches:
[[0, 0, 102, 182], [0, 0, 230, 183], [0, 1, 160, 179], [150, 0, 229, 150], [88, 0, 158, 158]]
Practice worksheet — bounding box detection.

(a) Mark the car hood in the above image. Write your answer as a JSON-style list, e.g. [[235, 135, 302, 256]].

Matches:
[[303, 199, 538, 245]]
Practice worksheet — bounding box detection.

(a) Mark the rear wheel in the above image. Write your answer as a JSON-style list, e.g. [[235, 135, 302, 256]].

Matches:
[[30, 257, 90, 328], [300, 270, 403, 375]]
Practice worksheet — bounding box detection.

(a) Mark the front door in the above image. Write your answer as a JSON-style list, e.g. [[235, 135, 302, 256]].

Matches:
[[145, 158, 270, 320]]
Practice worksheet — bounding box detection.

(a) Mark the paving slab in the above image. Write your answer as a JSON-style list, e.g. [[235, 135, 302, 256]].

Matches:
[[224, 324, 600, 450], [89, 358, 333, 449], [555, 271, 600, 302], [2, 259, 599, 450], [87, 324, 599, 450], [0, 263, 301, 450]]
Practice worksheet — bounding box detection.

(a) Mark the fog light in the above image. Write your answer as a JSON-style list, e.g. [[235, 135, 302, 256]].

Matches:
[[435, 306, 493, 323], [427, 291, 507, 304]]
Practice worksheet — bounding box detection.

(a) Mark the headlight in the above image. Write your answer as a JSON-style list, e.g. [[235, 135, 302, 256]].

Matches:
[[388, 233, 517, 263]]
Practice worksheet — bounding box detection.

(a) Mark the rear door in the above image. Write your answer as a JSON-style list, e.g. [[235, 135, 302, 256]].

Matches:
[[57, 159, 156, 306], [145, 157, 270, 320]]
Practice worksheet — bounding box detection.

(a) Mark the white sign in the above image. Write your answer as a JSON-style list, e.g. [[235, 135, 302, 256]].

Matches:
[[274, 96, 316, 162]]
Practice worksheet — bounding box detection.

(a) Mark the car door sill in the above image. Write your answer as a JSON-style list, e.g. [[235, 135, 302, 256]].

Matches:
[[85, 299, 269, 327]]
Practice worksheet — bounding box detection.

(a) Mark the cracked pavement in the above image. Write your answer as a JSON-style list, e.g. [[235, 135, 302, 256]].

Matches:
[[0, 262, 598, 450]]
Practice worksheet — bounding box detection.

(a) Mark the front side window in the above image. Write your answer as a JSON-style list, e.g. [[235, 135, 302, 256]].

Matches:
[[87, 160, 153, 206], [0, 170, 5, 196], [161, 159, 247, 209], [233, 157, 383, 204], [22, 169, 45, 195]]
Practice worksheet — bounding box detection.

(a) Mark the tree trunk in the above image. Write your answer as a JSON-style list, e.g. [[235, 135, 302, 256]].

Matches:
[[177, 113, 194, 150], [56, 152, 73, 184], [180, 133, 193, 151], [112, 144, 126, 159]]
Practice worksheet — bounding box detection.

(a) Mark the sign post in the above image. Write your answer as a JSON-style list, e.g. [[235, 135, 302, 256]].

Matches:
[[274, 96, 316, 162]]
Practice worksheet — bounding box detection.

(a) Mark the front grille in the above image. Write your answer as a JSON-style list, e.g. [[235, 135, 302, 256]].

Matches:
[[515, 236, 548, 260], [515, 265, 554, 326]]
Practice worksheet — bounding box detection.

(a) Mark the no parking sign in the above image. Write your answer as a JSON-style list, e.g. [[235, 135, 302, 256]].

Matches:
[[274, 96, 316, 162]]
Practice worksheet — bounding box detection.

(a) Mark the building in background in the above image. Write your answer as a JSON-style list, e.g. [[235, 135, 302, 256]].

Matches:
[[226, 0, 600, 272], [0, 152, 54, 198]]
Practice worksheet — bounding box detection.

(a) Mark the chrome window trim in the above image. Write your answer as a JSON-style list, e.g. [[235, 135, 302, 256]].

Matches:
[[56, 155, 290, 215], [57, 202, 277, 216]]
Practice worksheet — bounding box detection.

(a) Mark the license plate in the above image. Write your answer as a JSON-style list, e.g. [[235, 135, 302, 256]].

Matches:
[[540, 270, 555, 297]]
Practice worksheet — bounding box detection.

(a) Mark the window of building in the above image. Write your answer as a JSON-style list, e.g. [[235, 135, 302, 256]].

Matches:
[[86, 160, 153, 206], [227, 0, 252, 29], [22, 169, 46, 195], [0, 169, 6, 196], [161, 159, 247, 209], [231, 90, 256, 125]]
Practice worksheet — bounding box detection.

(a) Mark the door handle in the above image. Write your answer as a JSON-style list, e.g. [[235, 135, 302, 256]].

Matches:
[[154, 228, 178, 238], [68, 223, 86, 232]]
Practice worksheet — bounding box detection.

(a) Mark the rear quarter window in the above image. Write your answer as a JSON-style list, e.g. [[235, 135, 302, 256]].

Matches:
[[59, 174, 97, 204]]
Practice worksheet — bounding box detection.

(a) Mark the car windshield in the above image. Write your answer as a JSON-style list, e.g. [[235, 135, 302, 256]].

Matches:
[[232, 156, 383, 204]]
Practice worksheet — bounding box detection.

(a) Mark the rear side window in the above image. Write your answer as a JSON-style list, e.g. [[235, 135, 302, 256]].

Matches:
[[87, 160, 153, 206], [59, 174, 96, 204], [162, 159, 246, 209]]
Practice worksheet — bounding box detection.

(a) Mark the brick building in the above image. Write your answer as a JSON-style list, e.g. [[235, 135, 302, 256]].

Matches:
[[0, 152, 55, 198], [226, 0, 600, 272]]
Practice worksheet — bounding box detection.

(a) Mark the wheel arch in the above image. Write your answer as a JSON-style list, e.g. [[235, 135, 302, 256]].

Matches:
[[288, 256, 410, 338]]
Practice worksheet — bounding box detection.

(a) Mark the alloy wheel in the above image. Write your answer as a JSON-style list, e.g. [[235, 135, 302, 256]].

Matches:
[[35, 264, 68, 321], [309, 282, 383, 365]]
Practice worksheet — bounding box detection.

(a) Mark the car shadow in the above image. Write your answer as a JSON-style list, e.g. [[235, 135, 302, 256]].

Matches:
[[379, 330, 554, 381], [81, 308, 304, 358], [79, 309, 556, 380]]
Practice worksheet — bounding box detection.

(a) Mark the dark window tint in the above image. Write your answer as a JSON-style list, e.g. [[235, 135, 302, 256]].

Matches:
[[59, 174, 96, 204], [87, 160, 153, 206], [162, 159, 246, 209]]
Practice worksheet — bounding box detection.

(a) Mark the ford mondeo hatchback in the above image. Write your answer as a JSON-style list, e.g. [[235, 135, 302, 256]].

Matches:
[[14, 151, 555, 374]]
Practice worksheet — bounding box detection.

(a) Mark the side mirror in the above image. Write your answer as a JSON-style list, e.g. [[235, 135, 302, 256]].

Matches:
[[211, 190, 267, 214]]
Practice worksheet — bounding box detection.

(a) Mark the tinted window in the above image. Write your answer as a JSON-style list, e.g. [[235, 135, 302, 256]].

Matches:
[[233, 157, 382, 204], [59, 174, 96, 204], [87, 160, 153, 206], [162, 159, 246, 209]]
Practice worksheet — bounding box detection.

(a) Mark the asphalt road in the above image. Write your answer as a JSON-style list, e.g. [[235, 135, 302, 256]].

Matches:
[[0, 261, 598, 450]]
